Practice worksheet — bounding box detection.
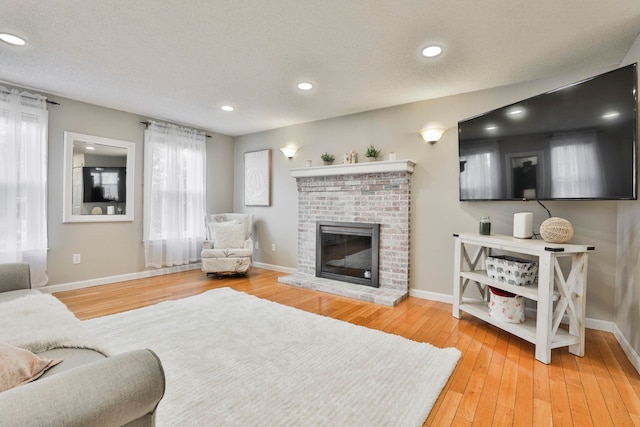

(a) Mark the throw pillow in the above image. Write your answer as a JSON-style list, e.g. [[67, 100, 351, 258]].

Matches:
[[0, 342, 62, 392], [213, 222, 246, 249], [207, 220, 242, 241]]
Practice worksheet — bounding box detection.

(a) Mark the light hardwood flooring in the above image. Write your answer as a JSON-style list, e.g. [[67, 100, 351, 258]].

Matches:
[[54, 268, 640, 426]]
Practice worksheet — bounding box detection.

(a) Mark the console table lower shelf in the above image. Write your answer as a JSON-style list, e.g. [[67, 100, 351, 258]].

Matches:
[[459, 301, 581, 349]]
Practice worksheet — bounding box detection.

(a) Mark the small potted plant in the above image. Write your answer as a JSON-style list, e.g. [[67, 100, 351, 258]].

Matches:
[[320, 152, 335, 165], [365, 145, 381, 161]]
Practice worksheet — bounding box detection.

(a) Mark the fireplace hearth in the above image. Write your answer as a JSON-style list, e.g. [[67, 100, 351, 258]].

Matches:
[[316, 221, 379, 288]]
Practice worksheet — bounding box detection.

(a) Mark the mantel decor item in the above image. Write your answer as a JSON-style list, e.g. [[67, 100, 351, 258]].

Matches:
[[320, 152, 335, 165], [365, 145, 381, 161], [539, 217, 574, 243], [343, 151, 358, 164]]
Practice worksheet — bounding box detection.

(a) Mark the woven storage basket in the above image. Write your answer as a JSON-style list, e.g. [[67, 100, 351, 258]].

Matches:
[[540, 217, 574, 243]]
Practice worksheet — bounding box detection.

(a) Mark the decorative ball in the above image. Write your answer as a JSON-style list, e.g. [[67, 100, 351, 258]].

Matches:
[[540, 217, 574, 243]]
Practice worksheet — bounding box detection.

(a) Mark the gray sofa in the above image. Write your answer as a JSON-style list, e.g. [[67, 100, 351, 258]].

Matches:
[[0, 263, 166, 427]]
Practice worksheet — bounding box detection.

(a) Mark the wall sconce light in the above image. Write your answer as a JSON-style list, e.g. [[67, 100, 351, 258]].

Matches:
[[419, 128, 447, 144], [279, 146, 299, 159]]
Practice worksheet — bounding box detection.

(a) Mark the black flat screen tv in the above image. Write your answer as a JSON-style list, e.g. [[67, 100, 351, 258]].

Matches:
[[82, 166, 126, 203], [458, 64, 638, 201]]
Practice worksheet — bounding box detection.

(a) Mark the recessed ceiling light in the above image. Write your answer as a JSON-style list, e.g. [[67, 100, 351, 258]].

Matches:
[[421, 45, 442, 58], [485, 125, 498, 131], [0, 33, 26, 46], [221, 105, 234, 112], [602, 111, 620, 119], [297, 82, 313, 91], [85, 146, 95, 150]]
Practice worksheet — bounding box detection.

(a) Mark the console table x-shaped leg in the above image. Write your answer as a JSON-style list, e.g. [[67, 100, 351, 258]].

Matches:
[[536, 252, 588, 363]]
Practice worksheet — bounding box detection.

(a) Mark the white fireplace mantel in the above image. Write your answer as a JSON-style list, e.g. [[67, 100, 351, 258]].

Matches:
[[290, 159, 416, 178]]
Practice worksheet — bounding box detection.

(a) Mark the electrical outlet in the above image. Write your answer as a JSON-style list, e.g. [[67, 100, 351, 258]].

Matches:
[[271, 243, 276, 252], [255, 241, 259, 250], [72, 253, 81, 264]]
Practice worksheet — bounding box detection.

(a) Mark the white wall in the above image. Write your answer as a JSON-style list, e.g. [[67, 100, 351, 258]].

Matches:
[[39, 93, 234, 285], [234, 65, 622, 322], [616, 35, 640, 362]]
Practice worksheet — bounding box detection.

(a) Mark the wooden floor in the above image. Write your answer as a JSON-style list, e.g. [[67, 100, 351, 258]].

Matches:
[[54, 268, 640, 426]]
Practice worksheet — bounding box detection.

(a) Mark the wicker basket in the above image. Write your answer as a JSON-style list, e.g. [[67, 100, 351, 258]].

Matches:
[[540, 217, 573, 243], [485, 255, 538, 286]]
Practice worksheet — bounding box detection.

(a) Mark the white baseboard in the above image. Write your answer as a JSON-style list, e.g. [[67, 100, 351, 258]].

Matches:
[[43, 262, 294, 294], [408, 288, 614, 332], [613, 324, 640, 376], [41, 263, 202, 294], [585, 317, 614, 332], [409, 288, 451, 303], [253, 262, 297, 274]]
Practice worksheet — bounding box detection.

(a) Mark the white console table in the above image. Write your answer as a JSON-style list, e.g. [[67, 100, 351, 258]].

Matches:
[[452, 233, 595, 364]]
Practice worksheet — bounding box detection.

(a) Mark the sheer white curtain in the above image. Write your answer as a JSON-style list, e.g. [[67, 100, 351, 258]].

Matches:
[[0, 87, 49, 287], [550, 131, 604, 198], [143, 120, 206, 268], [459, 141, 501, 200]]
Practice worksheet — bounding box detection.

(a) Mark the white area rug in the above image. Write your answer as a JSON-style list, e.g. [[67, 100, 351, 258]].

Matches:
[[84, 288, 460, 426]]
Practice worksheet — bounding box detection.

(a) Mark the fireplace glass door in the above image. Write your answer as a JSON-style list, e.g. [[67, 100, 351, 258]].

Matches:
[[316, 221, 379, 287]]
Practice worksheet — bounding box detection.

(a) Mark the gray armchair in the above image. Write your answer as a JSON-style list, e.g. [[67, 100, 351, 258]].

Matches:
[[0, 262, 31, 293], [201, 213, 254, 275]]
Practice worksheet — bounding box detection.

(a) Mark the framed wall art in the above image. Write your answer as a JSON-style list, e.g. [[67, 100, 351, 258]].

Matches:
[[244, 149, 271, 206]]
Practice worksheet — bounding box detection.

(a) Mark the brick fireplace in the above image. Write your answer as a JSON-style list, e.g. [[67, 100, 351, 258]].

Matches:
[[278, 160, 415, 306]]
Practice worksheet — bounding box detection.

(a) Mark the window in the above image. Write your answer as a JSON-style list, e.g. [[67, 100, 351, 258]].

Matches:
[[0, 87, 49, 286], [143, 120, 206, 268]]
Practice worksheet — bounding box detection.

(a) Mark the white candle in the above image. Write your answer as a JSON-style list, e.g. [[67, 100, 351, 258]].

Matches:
[[513, 212, 533, 238]]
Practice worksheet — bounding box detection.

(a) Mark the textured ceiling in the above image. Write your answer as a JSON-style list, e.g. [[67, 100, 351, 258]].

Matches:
[[1, 0, 639, 136]]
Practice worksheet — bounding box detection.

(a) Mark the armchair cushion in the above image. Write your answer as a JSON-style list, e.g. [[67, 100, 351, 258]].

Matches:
[[201, 248, 254, 259], [211, 222, 246, 249], [0, 343, 62, 392]]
